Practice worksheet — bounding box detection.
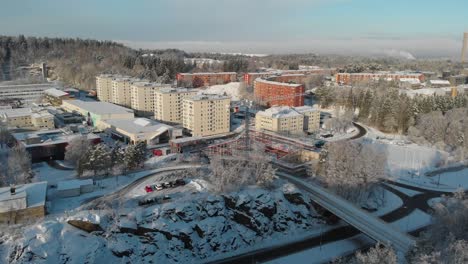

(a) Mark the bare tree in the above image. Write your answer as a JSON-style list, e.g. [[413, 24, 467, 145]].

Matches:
[[7, 145, 32, 185], [65, 135, 91, 167], [355, 242, 397, 264], [317, 141, 387, 206]]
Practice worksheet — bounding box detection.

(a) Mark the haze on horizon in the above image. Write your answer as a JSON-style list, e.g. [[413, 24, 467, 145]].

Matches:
[[1, 0, 467, 59]]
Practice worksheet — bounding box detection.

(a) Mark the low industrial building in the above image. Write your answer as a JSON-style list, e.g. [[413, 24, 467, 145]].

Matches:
[[182, 94, 231, 137], [256, 106, 320, 135], [0, 83, 58, 106], [61, 100, 134, 129], [428, 80, 451, 88], [13, 129, 101, 162], [100, 118, 182, 145], [44, 88, 72, 106], [57, 179, 94, 198], [0, 107, 55, 129], [0, 182, 48, 225]]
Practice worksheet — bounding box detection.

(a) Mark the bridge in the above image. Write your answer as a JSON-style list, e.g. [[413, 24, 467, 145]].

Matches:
[[277, 172, 416, 254]]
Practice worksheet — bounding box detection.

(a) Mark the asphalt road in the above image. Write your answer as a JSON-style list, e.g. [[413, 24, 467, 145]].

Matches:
[[206, 178, 452, 264]]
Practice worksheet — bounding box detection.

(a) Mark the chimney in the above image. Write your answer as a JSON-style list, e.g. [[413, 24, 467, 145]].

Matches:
[[10, 185, 16, 195]]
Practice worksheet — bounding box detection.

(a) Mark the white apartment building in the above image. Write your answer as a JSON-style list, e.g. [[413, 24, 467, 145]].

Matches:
[[0, 83, 58, 105], [255, 105, 320, 135], [111, 77, 137, 108], [154, 88, 198, 123], [182, 94, 231, 137], [130, 81, 171, 117], [96, 74, 116, 102]]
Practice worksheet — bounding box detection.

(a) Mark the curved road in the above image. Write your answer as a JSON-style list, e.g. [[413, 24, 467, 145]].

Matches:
[[80, 164, 203, 210], [206, 178, 452, 264]]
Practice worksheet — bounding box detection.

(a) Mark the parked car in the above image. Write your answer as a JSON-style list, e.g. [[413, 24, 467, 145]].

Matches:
[[175, 179, 186, 186], [144, 185, 153, 193], [154, 184, 164, 191], [162, 182, 171, 188]]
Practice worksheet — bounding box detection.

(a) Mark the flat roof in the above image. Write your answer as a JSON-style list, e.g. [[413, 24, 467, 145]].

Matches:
[[57, 179, 93, 191], [45, 88, 68, 97], [0, 181, 47, 212], [13, 129, 100, 147], [64, 100, 134, 115], [255, 78, 303, 87], [257, 105, 317, 118], [178, 72, 237, 75], [103, 118, 174, 135], [157, 88, 199, 94], [0, 107, 32, 118], [186, 94, 230, 101]]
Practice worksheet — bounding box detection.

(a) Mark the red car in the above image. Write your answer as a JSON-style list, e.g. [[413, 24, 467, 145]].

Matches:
[[144, 185, 153, 193]]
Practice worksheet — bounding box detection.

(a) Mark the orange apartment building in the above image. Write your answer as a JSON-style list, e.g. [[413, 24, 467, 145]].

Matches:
[[254, 77, 305, 107], [336, 72, 425, 85], [176, 72, 237, 87]]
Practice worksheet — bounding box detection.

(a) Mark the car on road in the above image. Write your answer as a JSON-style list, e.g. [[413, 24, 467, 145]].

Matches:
[[175, 179, 186, 186], [144, 185, 153, 193]]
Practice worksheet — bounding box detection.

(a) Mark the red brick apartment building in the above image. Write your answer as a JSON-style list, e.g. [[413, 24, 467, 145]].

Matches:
[[336, 72, 425, 85], [244, 68, 336, 86], [176, 72, 237, 87], [254, 77, 305, 107]]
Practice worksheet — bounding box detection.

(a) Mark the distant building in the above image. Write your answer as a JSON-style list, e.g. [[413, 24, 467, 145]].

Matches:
[[256, 106, 320, 135], [176, 72, 237, 87], [336, 72, 425, 85], [100, 118, 182, 145], [428, 80, 451, 88], [182, 94, 231, 137], [44, 88, 72, 106], [130, 81, 171, 117], [61, 100, 134, 129], [0, 182, 48, 225], [448, 75, 468, 86], [243, 68, 336, 86], [0, 108, 54, 129], [0, 83, 58, 106], [96, 74, 116, 103], [154, 88, 198, 124], [111, 77, 138, 108], [254, 77, 305, 107], [13, 128, 100, 162], [399, 78, 422, 89]]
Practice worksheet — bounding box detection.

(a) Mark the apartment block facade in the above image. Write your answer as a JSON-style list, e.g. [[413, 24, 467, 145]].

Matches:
[[336, 72, 425, 85], [176, 72, 237, 87], [130, 82, 170, 117], [154, 88, 198, 123], [255, 106, 320, 135], [182, 94, 231, 137], [111, 77, 136, 108], [254, 78, 305, 107], [96, 74, 116, 102]]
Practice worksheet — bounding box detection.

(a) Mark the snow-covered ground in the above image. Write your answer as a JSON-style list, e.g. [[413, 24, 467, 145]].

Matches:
[[199, 82, 241, 101], [264, 209, 431, 264]]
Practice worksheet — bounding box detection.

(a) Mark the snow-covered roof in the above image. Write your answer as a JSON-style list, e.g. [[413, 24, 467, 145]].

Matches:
[[31, 111, 53, 119], [178, 72, 237, 76], [157, 88, 198, 94], [0, 107, 32, 118], [64, 100, 134, 115], [0, 181, 47, 212], [429, 80, 451, 85], [257, 105, 318, 119], [399, 78, 421, 84], [103, 118, 174, 135], [45, 88, 68, 97], [254, 78, 303, 87], [186, 94, 230, 101], [57, 179, 93, 191], [13, 129, 100, 147]]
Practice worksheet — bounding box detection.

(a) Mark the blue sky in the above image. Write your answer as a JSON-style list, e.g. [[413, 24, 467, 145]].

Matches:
[[1, 0, 467, 56]]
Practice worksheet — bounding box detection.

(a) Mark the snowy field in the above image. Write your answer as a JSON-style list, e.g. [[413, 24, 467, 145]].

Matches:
[[199, 82, 241, 101]]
